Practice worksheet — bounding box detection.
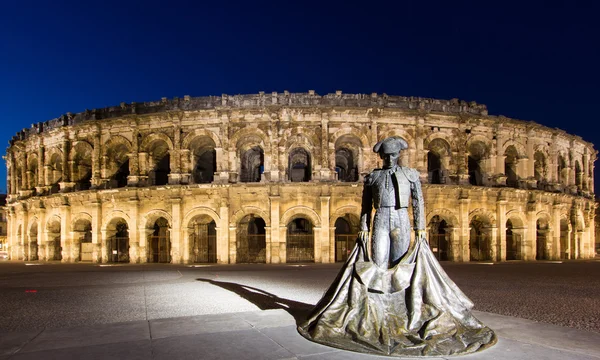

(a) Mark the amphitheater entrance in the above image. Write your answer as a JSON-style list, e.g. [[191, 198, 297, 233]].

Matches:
[[536, 218, 550, 260], [241, 146, 264, 183], [469, 216, 492, 261], [237, 215, 266, 263], [428, 216, 451, 261], [47, 218, 62, 261], [289, 148, 311, 182], [286, 217, 314, 263], [188, 216, 217, 263], [505, 146, 519, 188], [149, 217, 171, 263], [107, 219, 129, 263], [74, 219, 93, 262], [505, 219, 523, 260], [334, 215, 358, 262], [28, 222, 39, 261]]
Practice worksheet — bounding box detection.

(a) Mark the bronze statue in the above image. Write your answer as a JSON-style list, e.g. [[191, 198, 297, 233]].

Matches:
[[298, 137, 497, 357]]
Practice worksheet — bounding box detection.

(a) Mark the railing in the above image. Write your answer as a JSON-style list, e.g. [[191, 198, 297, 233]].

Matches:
[[287, 234, 314, 263], [108, 236, 129, 263], [335, 234, 357, 262], [190, 234, 217, 263], [149, 235, 170, 263], [237, 234, 266, 263]]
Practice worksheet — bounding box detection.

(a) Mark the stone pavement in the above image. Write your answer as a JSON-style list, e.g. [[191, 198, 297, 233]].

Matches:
[[0, 309, 599, 360]]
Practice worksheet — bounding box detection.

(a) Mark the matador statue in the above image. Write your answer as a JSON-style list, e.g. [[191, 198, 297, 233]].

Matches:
[[298, 137, 497, 357]]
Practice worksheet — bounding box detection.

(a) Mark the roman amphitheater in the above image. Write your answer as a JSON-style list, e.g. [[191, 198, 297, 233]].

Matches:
[[3, 91, 597, 264]]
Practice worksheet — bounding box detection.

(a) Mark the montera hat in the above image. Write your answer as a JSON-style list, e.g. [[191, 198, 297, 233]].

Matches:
[[373, 137, 408, 154]]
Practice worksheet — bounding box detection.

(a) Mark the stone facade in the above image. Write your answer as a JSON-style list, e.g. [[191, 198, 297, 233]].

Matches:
[[3, 91, 597, 264]]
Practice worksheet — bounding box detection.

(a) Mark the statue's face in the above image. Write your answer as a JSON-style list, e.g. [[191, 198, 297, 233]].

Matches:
[[380, 151, 400, 169]]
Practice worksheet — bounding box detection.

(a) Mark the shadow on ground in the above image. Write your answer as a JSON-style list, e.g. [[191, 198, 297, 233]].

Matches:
[[196, 278, 314, 324]]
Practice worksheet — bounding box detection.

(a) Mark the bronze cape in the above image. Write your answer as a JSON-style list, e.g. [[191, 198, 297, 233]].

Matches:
[[298, 238, 497, 357]]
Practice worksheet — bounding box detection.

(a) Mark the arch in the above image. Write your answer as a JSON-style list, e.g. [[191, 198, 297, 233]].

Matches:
[[467, 137, 491, 186], [536, 212, 552, 260], [102, 211, 131, 231], [575, 160, 582, 189], [46, 215, 62, 261], [230, 206, 271, 228], [559, 216, 570, 259], [469, 213, 493, 261], [334, 133, 363, 182], [286, 216, 314, 263], [139, 132, 174, 152], [504, 145, 520, 188], [427, 137, 452, 184], [145, 138, 171, 186], [104, 135, 132, 188], [232, 128, 270, 152], [280, 206, 321, 228], [505, 218, 522, 260], [423, 132, 456, 150], [428, 215, 452, 261], [240, 145, 264, 182], [28, 218, 39, 261], [72, 141, 93, 190], [188, 135, 217, 184], [501, 139, 526, 158], [288, 146, 311, 182], [329, 205, 361, 227], [505, 209, 527, 228], [334, 214, 360, 262], [236, 214, 267, 263], [142, 209, 173, 230], [330, 128, 368, 149], [105, 216, 130, 263], [557, 152, 568, 185], [282, 128, 317, 150], [72, 215, 93, 261], [426, 208, 459, 228], [187, 213, 218, 263], [103, 134, 132, 155], [71, 212, 93, 229], [468, 208, 496, 226], [183, 207, 221, 228], [534, 150, 547, 184], [182, 129, 222, 149], [148, 216, 171, 263]]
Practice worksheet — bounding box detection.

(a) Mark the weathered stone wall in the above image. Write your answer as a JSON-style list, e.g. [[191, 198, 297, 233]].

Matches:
[[4, 92, 597, 263]]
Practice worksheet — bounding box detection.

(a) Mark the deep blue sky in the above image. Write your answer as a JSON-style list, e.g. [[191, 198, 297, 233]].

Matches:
[[1, 0, 599, 194]]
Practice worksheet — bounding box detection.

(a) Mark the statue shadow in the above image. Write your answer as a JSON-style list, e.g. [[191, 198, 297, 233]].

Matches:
[[196, 278, 314, 325]]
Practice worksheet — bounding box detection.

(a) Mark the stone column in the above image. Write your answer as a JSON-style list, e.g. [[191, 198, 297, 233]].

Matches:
[[228, 226, 237, 264], [219, 204, 230, 264], [269, 196, 281, 263], [552, 204, 561, 260], [37, 207, 46, 261], [91, 200, 102, 263], [100, 229, 108, 263], [496, 198, 507, 261], [91, 131, 102, 188], [526, 209, 537, 261], [319, 196, 330, 263], [129, 197, 140, 263], [60, 202, 71, 262], [489, 226, 498, 261], [170, 197, 182, 264], [458, 196, 470, 261]]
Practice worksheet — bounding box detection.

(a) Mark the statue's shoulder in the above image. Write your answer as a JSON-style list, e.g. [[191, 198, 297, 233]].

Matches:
[[365, 169, 383, 185], [399, 166, 420, 182]]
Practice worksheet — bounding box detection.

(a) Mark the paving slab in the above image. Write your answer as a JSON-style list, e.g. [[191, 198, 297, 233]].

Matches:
[[0, 329, 42, 356], [8, 339, 151, 360], [18, 320, 150, 353], [259, 325, 340, 357], [151, 328, 296, 360], [149, 312, 253, 339], [234, 309, 298, 329]]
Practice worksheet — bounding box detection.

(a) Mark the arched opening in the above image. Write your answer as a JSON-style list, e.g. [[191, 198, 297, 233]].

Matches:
[[536, 218, 550, 260], [469, 216, 491, 261], [468, 141, 488, 186], [106, 143, 130, 188], [190, 137, 216, 184], [575, 160, 582, 191], [74, 219, 93, 262], [334, 134, 361, 182], [16, 225, 22, 260], [334, 215, 359, 262], [28, 222, 39, 261], [428, 152, 443, 184], [48, 153, 63, 194], [505, 219, 522, 260], [149, 217, 170, 263], [560, 218, 570, 259], [148, 141, 170, 186], [289, 148, 311, 182], [27, 155, 39, 193], [73, 142, 93, 191], [107, 218, 129, 263], [286, 217, 314, 263], [558, 155, 567, 186], [427, 138, 451, 184], [534, 151, 546, 187], [47, 218, 62, 261], [237, 215, 266, 263], [428, 215, 451, 260], [240, 146, 264, 183], [504, 145, 519, 188], [188, 215, 217, 263], [335, 148, 358, 182]]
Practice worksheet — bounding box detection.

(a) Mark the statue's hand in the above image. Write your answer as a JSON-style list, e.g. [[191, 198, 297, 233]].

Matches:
[[416, 230, 428, 244], [357, 230, 369, 246]]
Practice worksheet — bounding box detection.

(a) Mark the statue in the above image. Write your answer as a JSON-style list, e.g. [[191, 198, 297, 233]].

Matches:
[[298, 137, 497, 357]]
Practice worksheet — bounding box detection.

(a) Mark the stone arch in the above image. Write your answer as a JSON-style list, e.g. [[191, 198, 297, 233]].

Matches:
[[26, 153, 39, 190], [232, 128, 270, 152], [187, 135, 217, 184], [501, 139, 526, 158], [287, 146, 312, 182], [182, 129, 222, 149], [575, 159, 583, 190], [186, 208, 219, 264], [468, 208, 496, 226], [334, 133, 364, 182], [142, 210, 173, 230], [27, 217, 39, 261], [469, 211, 494, 261], [281, 127, 319, 149], [183, 207, 221, 227], [230, 206, 271, 228], [280, 206, 322, 228], [426, 208, 459, 227], [103, 135, 132, 155], [505, 209, 527, 228], [72, 213, 93, 262], [71, 212, 93, 229], [504, 145, 520, 188], [45, 147, 64, 193], [71, 141, 93, 190], [505, 211, 525, 261], [557, 151, 568, 185], [139, 132, 174, 152], [559, 213, 571, 259], [103, 135, 132, 188], [330, 128, 369, 150], [329, 205, 361, 227], [46, 215, 62, 261], [466, 136, 491, 186], [426, 137, 452, 184], [536, 211, 553, 260], [236, 213, 267, 263], [104, 215, 130, 263], [333, 211, 361, 263], [102, 211, 131, 231], [534, 149, 548, 185]]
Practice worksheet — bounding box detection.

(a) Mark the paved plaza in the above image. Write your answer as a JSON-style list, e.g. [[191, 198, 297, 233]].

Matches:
[[0, 260, 599, 359]]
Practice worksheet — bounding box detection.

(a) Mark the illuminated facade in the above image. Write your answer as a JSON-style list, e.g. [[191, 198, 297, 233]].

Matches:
[[4, 91, 597, 263]]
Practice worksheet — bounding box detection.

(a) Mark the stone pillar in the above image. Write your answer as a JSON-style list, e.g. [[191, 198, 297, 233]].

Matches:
[[100, 229, 109, 263], [458, 196, 470, 261], [91, 200, 102, 263], [19, 208, 28, 261], [497, 198, 507, 261], [552, 204, 561, 260], [526, 209, 537, 261], [320, 114, 333, 180], [228, 226, 236, 264], [91, 131, 102, 188], [319, 196, 330, 263], [489, 226, 498, 261], [170, 197, 182, 264], [60, 202, 71, 262], [220, 205, 230, 264], [37, 207, 46, 261], [269, 196, 281, 263], [129, 197, 140, 263], [213, 147, 228, 184]]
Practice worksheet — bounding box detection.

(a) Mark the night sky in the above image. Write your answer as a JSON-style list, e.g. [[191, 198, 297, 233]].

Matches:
[[1, 0, 599, 194]]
